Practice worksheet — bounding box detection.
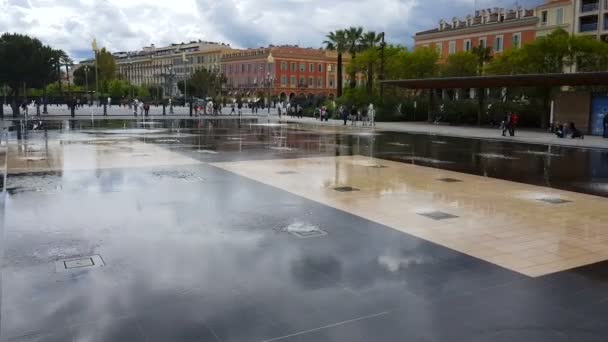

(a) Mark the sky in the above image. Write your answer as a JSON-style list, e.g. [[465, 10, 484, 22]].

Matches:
[[0, 0, 542, 61]]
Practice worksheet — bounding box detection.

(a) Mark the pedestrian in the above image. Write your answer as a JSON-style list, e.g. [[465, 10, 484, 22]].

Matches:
[[230, 102, 236, 115], [144, 103, 150, 116], [277, 104, 282, 118], [341, 106, 348, 125], [510, 112, 519, 136], [368, 103, 376, 127], [169, 99, 174, 114], [107, 97, 112, 108], [139, 101, 144, 116], [603, 111, 608, 138], [237, 101, 242, 116], [569, 122, 584, 139], [297, 104, 303, 119], [501, 113, 511, 137], [350, 105, 358, 126], [133, 99, 138, 116]]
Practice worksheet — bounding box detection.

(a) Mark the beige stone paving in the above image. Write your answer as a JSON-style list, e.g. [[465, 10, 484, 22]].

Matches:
[[212, 155, 608, 277]]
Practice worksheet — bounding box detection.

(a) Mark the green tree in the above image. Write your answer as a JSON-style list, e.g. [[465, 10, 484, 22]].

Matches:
[[324, 30, 347, 97], [441, 52, 478, 77], [97, 48, 116, 81], [345, 26, 364, 88], [179, 68, 226, 98], [403, 47, 440, 79], [73, 65, 97, 89], [0, 33, 61, 116], [359, 31, 384, 94]]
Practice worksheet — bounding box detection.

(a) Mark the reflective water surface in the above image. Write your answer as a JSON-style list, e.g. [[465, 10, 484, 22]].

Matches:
[[1, 118, 608, 342]]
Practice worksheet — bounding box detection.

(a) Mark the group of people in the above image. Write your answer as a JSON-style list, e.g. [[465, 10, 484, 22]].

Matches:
[[339, 104, 376, 126], [552, 121, 585, 139]]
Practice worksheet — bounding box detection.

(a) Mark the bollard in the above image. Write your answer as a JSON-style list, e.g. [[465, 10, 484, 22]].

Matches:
[[189, 102, 193, 117]]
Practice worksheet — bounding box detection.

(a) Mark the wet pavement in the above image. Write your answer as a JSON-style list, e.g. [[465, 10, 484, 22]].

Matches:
[[1, 118, 608, 341]]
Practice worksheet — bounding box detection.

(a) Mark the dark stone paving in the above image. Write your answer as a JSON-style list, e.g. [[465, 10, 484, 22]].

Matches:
[[2, 119, 608, 341]]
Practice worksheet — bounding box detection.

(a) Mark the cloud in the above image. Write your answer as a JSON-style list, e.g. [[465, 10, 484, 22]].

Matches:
[[0, 0, 542, 61]]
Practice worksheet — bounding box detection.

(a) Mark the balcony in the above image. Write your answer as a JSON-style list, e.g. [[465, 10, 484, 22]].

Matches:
[[581, 22, 599, 31], [581, 1, 599, 12]]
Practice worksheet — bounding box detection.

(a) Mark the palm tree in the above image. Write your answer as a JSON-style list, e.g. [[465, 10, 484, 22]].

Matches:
[[324, 30, 347, 97], [61, 55, 74, 96], [345, 26, 364, 89], [360, 31, 383, 94]]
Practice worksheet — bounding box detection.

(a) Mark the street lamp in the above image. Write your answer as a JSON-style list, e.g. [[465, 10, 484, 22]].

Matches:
[[266, 52, 275, 113], [92, 39, 100, 106], [84, 65, 89, 104]]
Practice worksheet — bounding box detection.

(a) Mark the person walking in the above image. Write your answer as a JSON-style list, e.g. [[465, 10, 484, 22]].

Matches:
[[144, 102, 150, 116], [603, 112, 608, 138], [501, 113, 511, 137], [341, 106, 348, 125], [230, 102, 236, 115]]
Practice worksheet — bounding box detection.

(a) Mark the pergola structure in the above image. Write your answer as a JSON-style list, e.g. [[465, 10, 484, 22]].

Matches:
[[380, 72, 608, 128]]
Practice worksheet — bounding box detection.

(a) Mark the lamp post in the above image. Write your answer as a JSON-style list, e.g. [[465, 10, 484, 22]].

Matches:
[[266, 52, 275, 114], [84, 65, 89, 104], [379, 32, 386, 104], [92, 39, 100, 106]]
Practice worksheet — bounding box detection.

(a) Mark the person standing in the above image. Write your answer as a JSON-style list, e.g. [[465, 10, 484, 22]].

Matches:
[[341, 106, 348, 125], [107, 97, 112, 108], [144, 102, 150, 116], [603, 112, 608, 138], [510, 112, 518, 136], [368, 103, 376, 127], [350, 105, 358, 126]]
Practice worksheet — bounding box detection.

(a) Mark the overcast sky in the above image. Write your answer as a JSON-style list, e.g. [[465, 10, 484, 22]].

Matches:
[[0, 0, 541, 61]]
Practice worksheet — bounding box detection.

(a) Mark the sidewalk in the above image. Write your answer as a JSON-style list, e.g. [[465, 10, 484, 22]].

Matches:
[[277, 116, 608, 150]]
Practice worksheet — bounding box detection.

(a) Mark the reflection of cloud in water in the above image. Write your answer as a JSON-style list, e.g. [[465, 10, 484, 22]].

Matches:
[[378, 255, 425, 272]]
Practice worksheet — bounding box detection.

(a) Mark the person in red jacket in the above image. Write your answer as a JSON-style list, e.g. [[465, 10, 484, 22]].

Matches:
[[509, 112, 519, 136]]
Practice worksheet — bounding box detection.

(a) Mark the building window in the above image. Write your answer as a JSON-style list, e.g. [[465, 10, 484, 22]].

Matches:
[[309, 77, 314, 87], [464, 39, 472, 52], [299, 63, 306, 72], [448, 41, 456, 55], [435, 43, 443, 57], [281, 75, 287, 85], [541, 11, 548, 26], [495, 35, 503, 53], [241, 64, 245, 73], [318, 77, 324, 88], [309, 63, 314, 72], [556, 8, 564, 25], [290, 62, 296, 72], [281, 61, 287, 71], [329, 78, 334, 88], [247, 64, 252, 72], [290, 76, 296, 86], [318, 64, 324, 72], [512, 33, 522, 49], [478, 37, 487, 48]]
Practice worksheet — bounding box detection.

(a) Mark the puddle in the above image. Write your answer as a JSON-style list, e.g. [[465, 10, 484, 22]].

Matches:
[[477, 153, 518, 160], [516, 150, 562, 157], [400, 156, 454, 164]]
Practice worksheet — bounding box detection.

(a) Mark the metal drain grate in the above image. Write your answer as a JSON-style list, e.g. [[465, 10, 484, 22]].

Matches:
[[538, 198, 572, 205], [56, 255, 105, 272], [290, 229, 328, 239], [277, 171, 298, 175], [437, 178, 463, 183], [418, 211, 459, 220], [334, 186, 360, 192]]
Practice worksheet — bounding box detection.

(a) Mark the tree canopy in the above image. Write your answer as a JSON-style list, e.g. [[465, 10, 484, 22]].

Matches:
[[0, 33, 60, 95], [178, 68, 226, 98]]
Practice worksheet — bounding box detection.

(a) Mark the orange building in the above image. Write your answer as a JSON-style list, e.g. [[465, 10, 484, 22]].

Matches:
[[414, 7, 538, 61], [221, 46, 339, 101]]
